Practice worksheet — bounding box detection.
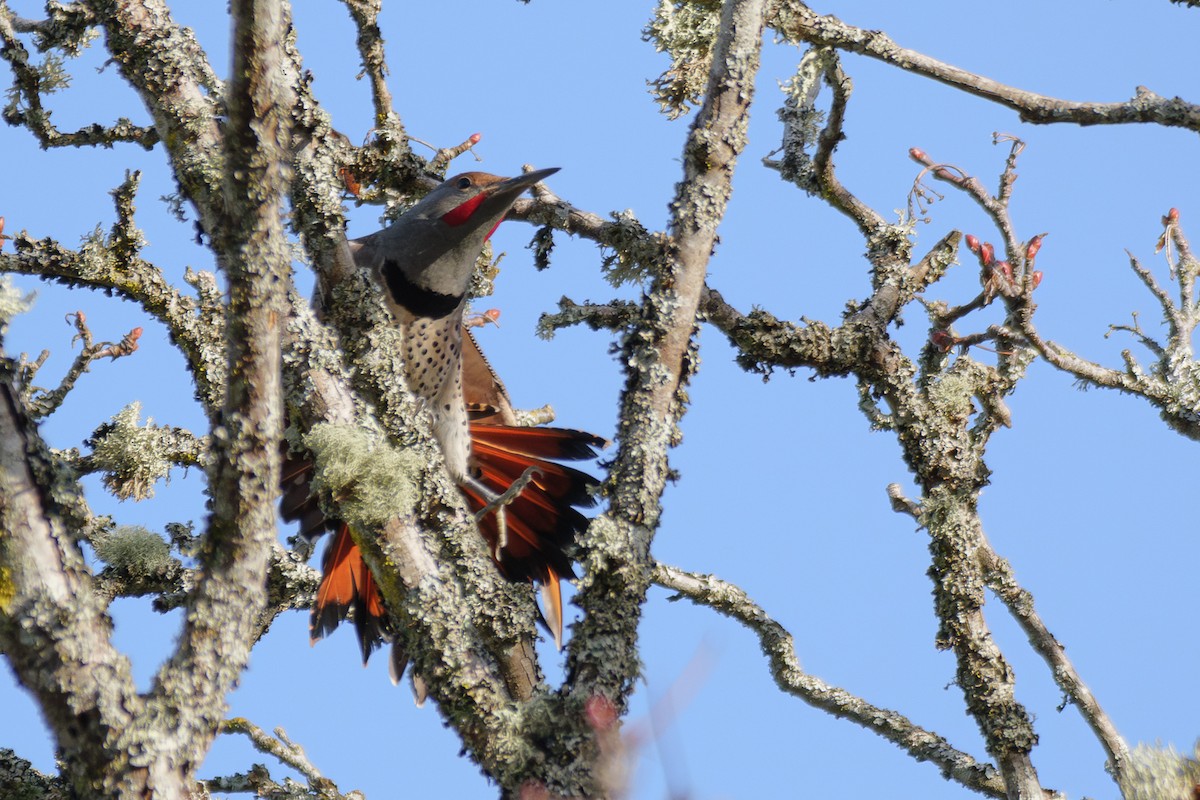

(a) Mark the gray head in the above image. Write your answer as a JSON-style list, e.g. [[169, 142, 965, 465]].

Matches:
[[372, 167, 560, 308]]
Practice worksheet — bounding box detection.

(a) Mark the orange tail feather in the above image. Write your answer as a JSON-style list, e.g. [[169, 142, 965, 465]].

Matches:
[[309, 523, 388, 664], [290, 423, 602, 663]]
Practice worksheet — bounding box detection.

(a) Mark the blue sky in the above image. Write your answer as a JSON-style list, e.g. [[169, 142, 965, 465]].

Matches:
[[3, 1, 1199, 798]]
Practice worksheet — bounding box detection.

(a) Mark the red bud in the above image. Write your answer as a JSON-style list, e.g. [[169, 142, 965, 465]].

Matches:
[[1025, 234, 1045, 262], [130, 327, 143, 340], [979, 242, 994, 267], [469, 132, 482, 145], [1030, 270, 1043, 289], [965, 234, 980, 253], [1168, 207, 1180, 223], [909, 147, 927, 163], [996, 261, 1013, 283]]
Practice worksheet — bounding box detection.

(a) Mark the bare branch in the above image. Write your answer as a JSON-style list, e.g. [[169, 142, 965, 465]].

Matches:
[[1007, 211, 1200, 440]]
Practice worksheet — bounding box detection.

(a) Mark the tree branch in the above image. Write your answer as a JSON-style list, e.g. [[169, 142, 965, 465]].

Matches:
[[142, 0, 296, 791], [566, 0, 768, 790], [978, 543, 1130, 781], [769, 3, 1200, 133], [653, 562, 1011, 798], [0, 359, 145, 796]]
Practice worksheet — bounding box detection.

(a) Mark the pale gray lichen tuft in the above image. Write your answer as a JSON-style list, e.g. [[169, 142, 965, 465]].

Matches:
[[0, 276, 35, 339], [302, 423, 421, 526], [1122, 743, 1200, 800], [87, 402, 179, 501], [93, 525, 172, 575], [763, 48, 829, 192], [644, 0, 723, 118], [600, 210, 668, 287]]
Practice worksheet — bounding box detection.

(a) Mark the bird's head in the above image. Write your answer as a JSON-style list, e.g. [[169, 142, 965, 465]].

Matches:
[[375, 167, 559, 301]]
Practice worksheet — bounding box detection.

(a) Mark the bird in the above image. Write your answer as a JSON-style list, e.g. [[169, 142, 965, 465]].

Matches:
[[281, 168, 604, 673]]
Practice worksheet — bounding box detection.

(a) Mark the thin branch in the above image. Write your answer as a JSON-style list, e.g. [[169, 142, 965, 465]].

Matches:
[[218, 718, 351, 799], [1125, 250, 1180, 344], [909, 138, 1022, 263], [770, 4, 1200, 133], [0, 4, 159, 150], [811, 53, 887, 236], [1007, 212, 1200, 439], [764, 47, 888, 238], [25, 312, 142, 418], [652, 563, 1011, 799], [978, 544, 1130, 781], [339, 0, 411, 165], [0, 171, 229, 413]]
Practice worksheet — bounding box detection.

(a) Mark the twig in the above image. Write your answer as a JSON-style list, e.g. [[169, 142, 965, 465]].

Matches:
[[221, 718, 348, 798], [25, 312, 143, 418], [978, 544, 1130, 782], [652, 562, 1009, 798], [772, 7, 1200, 133]]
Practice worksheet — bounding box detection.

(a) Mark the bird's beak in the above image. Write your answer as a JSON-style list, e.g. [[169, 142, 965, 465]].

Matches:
[[484, 167, 560, 205]]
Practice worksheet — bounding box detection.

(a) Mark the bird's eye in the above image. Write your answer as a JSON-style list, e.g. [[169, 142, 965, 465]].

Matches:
[[457, 176, 473, 190]]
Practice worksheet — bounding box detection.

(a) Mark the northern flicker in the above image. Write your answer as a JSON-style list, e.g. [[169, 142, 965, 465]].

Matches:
[[282, 168, 603, 668]]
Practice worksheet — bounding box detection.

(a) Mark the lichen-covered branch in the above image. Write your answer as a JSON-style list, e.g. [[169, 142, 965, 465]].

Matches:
[[0, 171, 228, 411], [978, 543, 1130, 780], [653, 563, 1011, 799], [564, 0, 767, 790], [917, 139, 1200, 442], [0, 747, 61, 798], [0, 2, 159, 150], [339, 0, 400, 139], [0, 358, 146, 796], [140, 0, 296, 793], [764, 47, 888, 240], [91, 0, 229, 232], [769, 2, 1200, 133], [216, 718, 350, 799], [701, 172, 1048, 796]]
